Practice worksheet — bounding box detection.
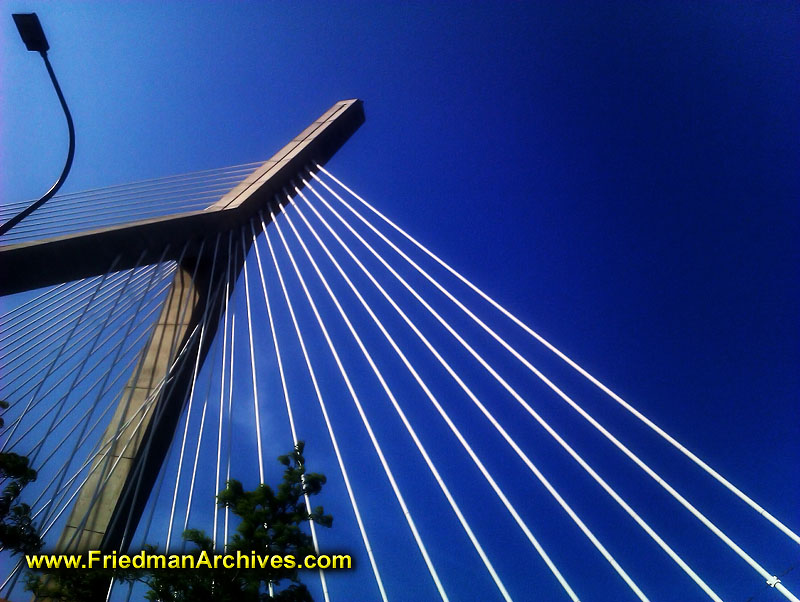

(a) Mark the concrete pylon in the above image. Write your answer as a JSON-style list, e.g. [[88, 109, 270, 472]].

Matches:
[[55, 267, 198, 553], [0, 99, 365, 558]]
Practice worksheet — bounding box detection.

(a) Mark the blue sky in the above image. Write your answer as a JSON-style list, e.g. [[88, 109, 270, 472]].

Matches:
[[1, 2, 798, 601]]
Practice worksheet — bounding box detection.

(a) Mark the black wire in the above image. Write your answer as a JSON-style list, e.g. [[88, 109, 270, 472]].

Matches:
[[0, 50, 75, 236]]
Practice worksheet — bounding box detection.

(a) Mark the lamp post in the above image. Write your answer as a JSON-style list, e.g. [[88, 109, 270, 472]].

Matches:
[[0, 13, 75, 236]]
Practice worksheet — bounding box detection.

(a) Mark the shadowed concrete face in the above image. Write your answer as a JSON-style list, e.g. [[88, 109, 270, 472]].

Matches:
[[56, 268, 198, 553]]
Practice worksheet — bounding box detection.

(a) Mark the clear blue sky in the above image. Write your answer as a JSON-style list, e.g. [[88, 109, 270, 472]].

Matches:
[[1, 2, 798, 601]]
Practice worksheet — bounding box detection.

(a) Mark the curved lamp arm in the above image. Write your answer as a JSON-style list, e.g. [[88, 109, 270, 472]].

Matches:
[[0, 14, 75, 237]]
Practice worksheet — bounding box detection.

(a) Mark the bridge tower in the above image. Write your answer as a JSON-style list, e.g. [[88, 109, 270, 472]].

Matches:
[[0, 99, 365, 553]]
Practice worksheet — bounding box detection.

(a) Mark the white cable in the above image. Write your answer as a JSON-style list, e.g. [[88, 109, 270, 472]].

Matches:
[[0, 257, 120, 452], [258, 210, 388, 602], [182, 388, 209, 539], [0, 275, 110, 344], [290, 194, 527, 601], [41, 321, 192, 558], [10, 187, 238, 231], [2, 269, 176, 451], [119, 276, 221, 556], [315, 164, 800, 550], [302, 177, 725, 601], [248, 220, 330, 602], [35, 375, 170, 528], [26, 280, 182, 521], [13, 174, 252, 225], [30, 320, 200, 528], [180, 257, 229, 547], [310, 171, 798, 601], [40, 365, 182, 538], [0, 278, 84, 330], [0, 160, 263, 214], [33, 257, 159, 525], [241, 228, 265, 484], [163, 236, 220, 551], [106, 242, 205, 553], [223, 310, 236, 552], [60, 247, 187, 553], [295, 187, 646, 600], [1, 312, 201, 600], [11, 273, 178, 464], [0, 378, 169, 597], [0, 267, 157, 370], [1, 266, 169, 405], [272, 205, 450, 602], [213, 233, 233, 550]]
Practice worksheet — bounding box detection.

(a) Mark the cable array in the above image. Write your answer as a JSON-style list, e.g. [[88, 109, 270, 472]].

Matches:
[[0, 161, 263, 245], [0, 164, 796, 602]]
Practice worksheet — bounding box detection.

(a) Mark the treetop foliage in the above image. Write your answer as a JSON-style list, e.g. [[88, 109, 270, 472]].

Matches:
[[28, 441, 331, 602]]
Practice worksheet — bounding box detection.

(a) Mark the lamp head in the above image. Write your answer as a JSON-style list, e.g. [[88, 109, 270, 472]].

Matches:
[[12, 13, 49, 53]]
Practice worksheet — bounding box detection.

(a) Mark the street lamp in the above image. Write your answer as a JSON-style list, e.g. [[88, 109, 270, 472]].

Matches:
[[0, 13, 75, 236]]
